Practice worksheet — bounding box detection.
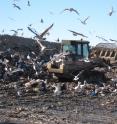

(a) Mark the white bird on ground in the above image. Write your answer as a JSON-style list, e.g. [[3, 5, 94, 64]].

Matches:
[[32, 62, 36, 70], [27, 54, 31, 60], [14, 82, 22, 97], [74, 81, 81, 90], [73, 70, 84, 81], [80, 80, 87, 89], [52, 83, 62, 96], [52, 73, 58, 81], [100, 83, 106, 90]]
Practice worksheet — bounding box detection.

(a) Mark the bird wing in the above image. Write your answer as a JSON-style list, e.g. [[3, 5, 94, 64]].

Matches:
[[79, 33, 88, 38], [10, 30, 17, 33], [68, 30, 88, 38], [39, 23, 54, 39], [17, 28, 23, 31], [63, 8, 70, 12], [110, 39, 117, 42], [13, 4, 21, 10], [16, 5, 21, 10], [84, 16, 90, 23], [68, 30, 78, 34], [96, 36, 108, 42], [27, 27, 41, 39], [78, 18, 85, 24], [71, 8, 79, 15], [28, 24, 53, 40], [60, 8, 70, 14]]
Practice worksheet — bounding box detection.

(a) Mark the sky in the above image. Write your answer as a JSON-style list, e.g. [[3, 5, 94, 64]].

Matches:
[[0, 0, 117, 46]]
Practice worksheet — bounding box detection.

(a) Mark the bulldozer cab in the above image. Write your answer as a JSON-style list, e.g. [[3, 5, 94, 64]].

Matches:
[[47, 39, 90, 79], [62, 40, 90, 60]]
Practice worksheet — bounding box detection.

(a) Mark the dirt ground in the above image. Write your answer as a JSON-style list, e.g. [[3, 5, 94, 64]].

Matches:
[[0, 85, 117, 124]]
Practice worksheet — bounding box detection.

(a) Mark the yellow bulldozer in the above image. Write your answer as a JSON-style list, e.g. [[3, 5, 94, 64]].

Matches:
[[47, 39, 113, 83]]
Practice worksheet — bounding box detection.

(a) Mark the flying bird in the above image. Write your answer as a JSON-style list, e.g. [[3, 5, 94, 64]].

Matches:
[[39, 23, 54, 38], [17, 28, 23, 31], [40, 18, 44, 23], [13, 3, 21, 10], [110, 39, 117, 42], [27, 1, 31, 7], [61, 8, 79, 15], [28, 23, 54, 40], [10, 29, 18, 34], [8, 17, 15, 21], [78, 16, 90, 25], [10, 29, 18, 36], [68, 30, 88, 38], [108, 6, 115, 16], [96, 36, 108, 42], [28, 24, 32, 27]]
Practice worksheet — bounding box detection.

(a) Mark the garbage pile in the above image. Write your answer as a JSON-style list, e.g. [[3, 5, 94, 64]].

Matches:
[[0, 34, 117, 98], [0, 35, 61, 80]]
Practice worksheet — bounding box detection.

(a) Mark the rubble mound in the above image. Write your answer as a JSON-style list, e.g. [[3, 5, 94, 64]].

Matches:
[[0, 35, 61, 54]]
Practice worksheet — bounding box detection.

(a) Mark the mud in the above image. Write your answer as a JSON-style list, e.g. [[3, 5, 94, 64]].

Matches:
[[0, 86, 117, 124]]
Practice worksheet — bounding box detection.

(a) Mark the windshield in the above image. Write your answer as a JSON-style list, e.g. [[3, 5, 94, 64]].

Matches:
[[63, 45, 76, 54], [83, 44, 89, 58]]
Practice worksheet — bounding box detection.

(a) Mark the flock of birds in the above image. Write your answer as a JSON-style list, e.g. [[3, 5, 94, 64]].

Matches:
[[12, 0, 30, 10], [1, 1, 116, 42], [14, 72, 117, 98]]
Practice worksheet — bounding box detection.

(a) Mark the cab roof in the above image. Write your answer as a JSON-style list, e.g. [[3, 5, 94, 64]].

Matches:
[[62, 39, 89, 45]]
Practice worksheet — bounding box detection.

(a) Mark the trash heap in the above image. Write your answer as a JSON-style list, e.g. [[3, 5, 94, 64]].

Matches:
[[0, 35, 60, 84]]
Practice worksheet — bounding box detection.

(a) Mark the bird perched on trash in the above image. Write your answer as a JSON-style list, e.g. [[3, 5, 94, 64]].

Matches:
[[68, 30, 88, 38], [52, 83, 62, 96], [27, 54, 31, 60], [108, 6, 115, 16], [61, 8, 79, 15], [13, 3, 21, 10], [78, 16, 90, 25]]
